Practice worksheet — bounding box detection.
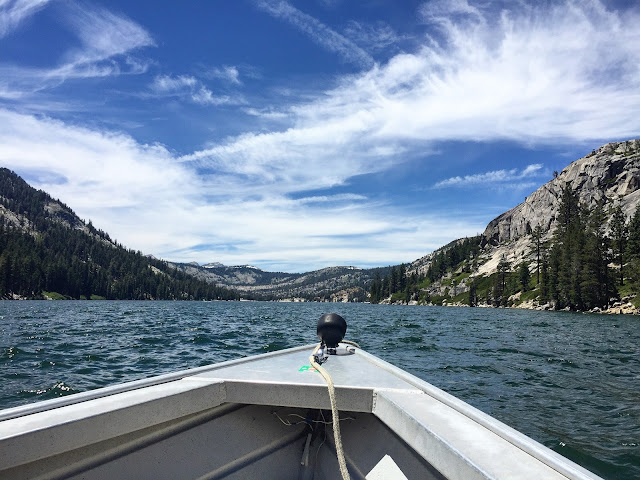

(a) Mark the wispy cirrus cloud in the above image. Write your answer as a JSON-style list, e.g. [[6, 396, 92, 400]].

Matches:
[[185, 0, 640, 199], [293, 193, 367, 205], [151, 74, 197, 92], [0, 108, 479, 271], [0, 2, 154, 99], [242, 107, 289, 120], [343, 20, 405, 53], [4, 1, 640, 271], [149, 74, 245, 106], [255, 0, 375, 68], [65, 5, 153, 59], [0, 0, 51, 38], [419, 0, 485, 23], [206, 65, 241, 85], [57, 3, 154, 75], [434, 164, 544, 188]]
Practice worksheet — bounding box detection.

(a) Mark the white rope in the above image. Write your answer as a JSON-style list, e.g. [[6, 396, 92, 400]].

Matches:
[[310, 343, 351, 480]]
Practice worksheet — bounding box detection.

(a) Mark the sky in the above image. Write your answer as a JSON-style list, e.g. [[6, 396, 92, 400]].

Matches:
[[0, 0, 639, 273]]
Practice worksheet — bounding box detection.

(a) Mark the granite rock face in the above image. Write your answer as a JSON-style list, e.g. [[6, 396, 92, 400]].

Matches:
[[483, 139, 640, 244]]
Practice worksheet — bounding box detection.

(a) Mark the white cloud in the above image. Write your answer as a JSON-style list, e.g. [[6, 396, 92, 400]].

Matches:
[[0, 0, 50, 38], [0, 3, 154, 99], [62, 4, 154, 65], [419, 0, 485, 23], [344, 20, 405, 53], [207, 65, 241, 85], [242, 107, 289, 119], [0, 109, 186, 209], [179, 120, 404, 196], [3, 1, 640, 271], [0, 108, 483, 271], [191, 88, 234, 106], [520, 164, 544, 176], [434, 164, 544, 188], [202, 0, 640, 187], [50, 5, 155, 81], [151, 75, 197, 92], [149, 74, 245, 106], [256, 0, 375, 68], [294, 194, 367, 205]]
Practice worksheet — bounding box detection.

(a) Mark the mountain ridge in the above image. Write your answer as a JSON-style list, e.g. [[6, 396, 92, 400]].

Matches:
[[167, 261, 383, 302], [0, 168, 239, 301], [484, 139, 640, 244], [2, 138, 640, 307], [170, 138, 640, 306]]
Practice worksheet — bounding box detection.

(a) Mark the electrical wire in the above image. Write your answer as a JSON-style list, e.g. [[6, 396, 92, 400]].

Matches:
[[286, 413, 355, 424]]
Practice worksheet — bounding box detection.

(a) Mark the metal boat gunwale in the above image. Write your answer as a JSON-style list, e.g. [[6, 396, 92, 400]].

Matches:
[[0, 344, 314, 423], [354, 349, 597, 480], [0, 343, 604, 480]]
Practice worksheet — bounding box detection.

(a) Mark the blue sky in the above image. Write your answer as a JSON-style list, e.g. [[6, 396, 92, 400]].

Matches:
[[1, 0, 639, 272]]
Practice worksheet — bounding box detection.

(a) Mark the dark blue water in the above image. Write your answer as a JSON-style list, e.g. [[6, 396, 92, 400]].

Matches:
[[0, 301, 638, 479]]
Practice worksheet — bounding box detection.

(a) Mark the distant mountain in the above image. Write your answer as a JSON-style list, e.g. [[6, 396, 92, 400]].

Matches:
[[202, 262, 225, 269], [3, 138, 639, 308], [168, 262, 389, 302], [0, 168, 239, 300]]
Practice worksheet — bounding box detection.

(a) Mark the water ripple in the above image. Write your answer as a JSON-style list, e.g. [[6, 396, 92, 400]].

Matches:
[[0, 301, 637, 479]]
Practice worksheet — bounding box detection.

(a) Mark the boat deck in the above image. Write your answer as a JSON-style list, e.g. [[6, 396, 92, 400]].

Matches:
[[0, 345, 602, 479]]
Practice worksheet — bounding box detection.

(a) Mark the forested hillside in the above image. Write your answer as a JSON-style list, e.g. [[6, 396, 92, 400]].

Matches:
[[368, 237, 481, 304], [169, 262, 390, 302], [4, 139, 640, 309], [371, 186, 640, 312], [0, 169, 239, 300], [366, 141, 640, 312]]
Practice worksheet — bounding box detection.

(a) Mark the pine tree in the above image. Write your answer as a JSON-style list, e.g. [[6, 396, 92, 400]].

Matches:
[[550, 186, 585, 310], [468, 277, 477, 307], [626, 205, 640, 291], [390, 266, 398, 296], [494, 255, 511, 306], [531, 225, 544, 284], [369, 272, 382, 303], [610, 205, 628, 286], [398, 263, 407, 292], [381, 276, 389, 300], [518, 261, 531, 292], [580, 204, 612, 309], [540, 253, 550, 304], [626, 205, 640, 257]]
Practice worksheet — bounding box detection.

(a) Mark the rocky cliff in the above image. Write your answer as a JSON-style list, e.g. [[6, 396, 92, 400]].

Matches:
[[483, 139, 640, 244], [397, 139, 640, 307]]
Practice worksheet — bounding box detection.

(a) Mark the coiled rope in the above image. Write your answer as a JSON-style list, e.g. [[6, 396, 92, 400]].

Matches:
[[309, 341, 359, 480]]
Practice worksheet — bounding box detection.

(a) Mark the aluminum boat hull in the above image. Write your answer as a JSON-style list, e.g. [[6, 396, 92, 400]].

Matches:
[[0, 344, 602, 480]]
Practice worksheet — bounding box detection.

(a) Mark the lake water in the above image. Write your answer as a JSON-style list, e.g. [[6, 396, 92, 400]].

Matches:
[[0, 301, 638, 479]]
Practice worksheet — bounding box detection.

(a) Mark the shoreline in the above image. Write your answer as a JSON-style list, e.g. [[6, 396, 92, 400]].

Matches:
[[378, 296, 640, 315], [3, 292, 639, 315]]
